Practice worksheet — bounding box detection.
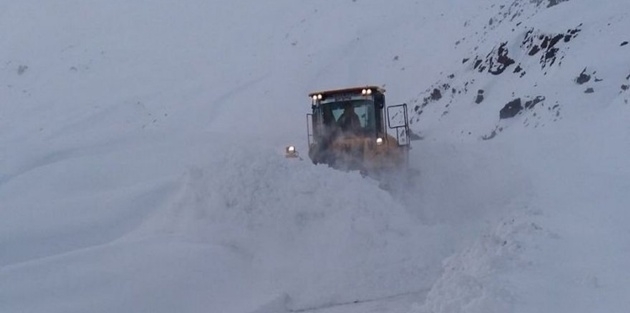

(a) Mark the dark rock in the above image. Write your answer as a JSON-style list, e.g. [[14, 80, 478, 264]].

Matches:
[[584, 88, 594, 94], [544, 47, 558, 64], [482, 129, 498, 140], [521, 26, 581, 70], [488, 42, 516, 75], [475, 90, 485, 104], [430, 88, 442, 101], [621, 41, 628, 46], [514, 65, 523, 73], [621, 85, 629, 91], [541, 37, 550, 49], [569, 26, 582, 36], [575, 68, 591, 84], [463, 58, 470, 64], [474, 59, 483, 69], [473, 41, 518, 75], [524, 96, 545, 109], [500, 98, 523, 119], [547, 0, 569, 8], [496, 44, 516, 71], [549, 34, 564, 47]]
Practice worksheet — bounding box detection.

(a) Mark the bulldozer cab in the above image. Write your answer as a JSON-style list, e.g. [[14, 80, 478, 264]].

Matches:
[[306, 86, 410, 172]]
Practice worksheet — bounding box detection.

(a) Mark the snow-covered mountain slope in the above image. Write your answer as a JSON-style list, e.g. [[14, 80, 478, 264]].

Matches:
[[408, 0, 630, 141], [1, 0, 629, 312]]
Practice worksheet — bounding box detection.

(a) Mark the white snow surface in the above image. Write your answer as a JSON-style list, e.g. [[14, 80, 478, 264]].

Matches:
[[1, 0, 629, 312]]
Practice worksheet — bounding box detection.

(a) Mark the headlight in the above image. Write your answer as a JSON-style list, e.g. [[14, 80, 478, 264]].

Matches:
[[285, 145, 299, 158], [376, 137, 384, 145], [312, 95, 318, 101], [361, 89, 372, 95]]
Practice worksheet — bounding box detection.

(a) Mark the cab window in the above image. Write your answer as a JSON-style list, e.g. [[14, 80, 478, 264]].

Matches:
[[324, 100, 375, 132]]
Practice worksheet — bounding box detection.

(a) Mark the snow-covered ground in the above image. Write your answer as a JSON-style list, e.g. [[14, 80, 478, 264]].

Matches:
[[1, 0, 629, 312]]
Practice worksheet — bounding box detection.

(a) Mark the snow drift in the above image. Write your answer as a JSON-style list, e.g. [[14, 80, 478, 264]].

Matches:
[[1, 0, 629, 312]]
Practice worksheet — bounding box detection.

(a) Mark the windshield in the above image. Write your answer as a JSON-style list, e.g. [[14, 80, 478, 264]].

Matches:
[[322, 99, 376, 133]]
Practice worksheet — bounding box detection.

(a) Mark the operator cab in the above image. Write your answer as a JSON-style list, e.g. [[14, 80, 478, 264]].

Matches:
[[305, 86, 410, 172], [308, 86, 387, 144]]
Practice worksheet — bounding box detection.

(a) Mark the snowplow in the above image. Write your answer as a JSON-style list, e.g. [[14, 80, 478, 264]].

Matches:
[[295, 86, 411, 174]]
